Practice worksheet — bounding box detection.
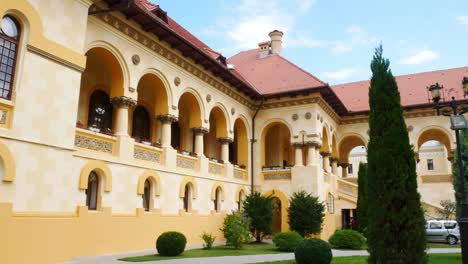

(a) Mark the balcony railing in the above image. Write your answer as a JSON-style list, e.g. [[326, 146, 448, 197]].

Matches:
[[176, 154, 198, 171], [233, 167, 247, 180], [208, 161, 224, 176], [262, 167, 292, 181], [74, 128, 116, 155], [134, 143, 163, 164], [420, 174, 452, 183]]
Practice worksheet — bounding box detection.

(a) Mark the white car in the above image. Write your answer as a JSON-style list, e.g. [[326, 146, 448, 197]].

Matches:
[[426, 220, 460, 245]]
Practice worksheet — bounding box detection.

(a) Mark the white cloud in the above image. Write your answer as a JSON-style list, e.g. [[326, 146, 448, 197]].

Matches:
[[456, 16, 468, 27], [400, 49, 440, 65], [331, 26, 378, 54], [320, 67, 363, 81]]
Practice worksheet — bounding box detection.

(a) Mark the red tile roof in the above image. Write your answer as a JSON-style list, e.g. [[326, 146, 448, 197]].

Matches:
[[331, 67, 468, 112], [228, 49, 327, 95]]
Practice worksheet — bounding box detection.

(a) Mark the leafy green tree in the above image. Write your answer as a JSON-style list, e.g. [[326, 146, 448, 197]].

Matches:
[[366, 46, 427, 263], [287, 191, 325, 237], [220, 211, 250, 249], [356, 162, 368, 235], [453, 130, 468, 219], [243, 191, 273, 242], [438, 199, 456, 220]]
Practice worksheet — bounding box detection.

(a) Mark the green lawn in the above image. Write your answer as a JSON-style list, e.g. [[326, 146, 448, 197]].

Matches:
[[255, 253, 461, 264], [427, 242, 460, 248], [120, 243, 281, 262]]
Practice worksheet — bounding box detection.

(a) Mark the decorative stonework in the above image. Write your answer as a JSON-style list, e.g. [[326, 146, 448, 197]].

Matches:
[[234, 169, 245, 180], [231, 107, 235, 115], [174, 77, 181, 86], [111, 96, 137, 108], [95, 13, 255, 109], [320, 151, 331, 157], [264, 171, 292, 180], [0, 109, 7, 125], [134, 147, 161, 163], [292, 113, 299, 121], [218, 137, 234, 144], [132, 54, 140, 65], [306, 141, 322, 149], [74, 135, 113, 154], [305, 112, 312, 120], [176, 156, 196, 170], [209, 163, 223, 175], [192, 127, 209, 135], [206, 94, 212, 102], [157, 114, 178, 123], [421, 174, 452, 183]]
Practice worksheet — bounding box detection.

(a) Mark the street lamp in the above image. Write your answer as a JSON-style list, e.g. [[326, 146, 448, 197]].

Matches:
[[428, 78, 468, 263]]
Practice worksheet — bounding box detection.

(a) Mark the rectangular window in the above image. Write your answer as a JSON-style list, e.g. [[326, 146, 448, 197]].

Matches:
[[348, 164, 353, 175], [427, 159, 434, 171]]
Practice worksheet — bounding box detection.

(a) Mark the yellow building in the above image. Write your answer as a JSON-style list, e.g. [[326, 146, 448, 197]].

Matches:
[[0, 1, 464, 263]]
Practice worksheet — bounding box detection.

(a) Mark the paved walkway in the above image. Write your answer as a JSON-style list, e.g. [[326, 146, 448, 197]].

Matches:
[[68, 248, 461, 264]]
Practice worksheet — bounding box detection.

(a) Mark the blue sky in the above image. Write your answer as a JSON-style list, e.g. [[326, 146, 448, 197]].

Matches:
[[152, 0, 468, 84]]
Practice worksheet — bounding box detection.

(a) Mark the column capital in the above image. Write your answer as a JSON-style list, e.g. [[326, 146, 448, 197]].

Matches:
[[157, 114, 178, 124], [111, 96, 136, 108], [330, 157, 339, 163], [339, 163, 350, 168], [292, 142, 304, 148], [320, 151, 331, 157], [192, 127, 209, 135], [218, 137, 233, 144], [305, 141, 322, 149]]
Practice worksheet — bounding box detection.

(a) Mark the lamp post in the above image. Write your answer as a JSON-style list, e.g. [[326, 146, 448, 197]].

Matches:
[[428, 78, 468, 262]]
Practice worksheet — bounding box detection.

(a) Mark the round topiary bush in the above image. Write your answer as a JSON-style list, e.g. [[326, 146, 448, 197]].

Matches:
[[294, 238, 332, 264], [272, 231, 303, 252], [328, 229, 366, 250], [156, 231, 187, 256]]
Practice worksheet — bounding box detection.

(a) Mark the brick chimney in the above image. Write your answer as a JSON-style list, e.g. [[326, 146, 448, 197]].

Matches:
[[269, 30, 283, 56]]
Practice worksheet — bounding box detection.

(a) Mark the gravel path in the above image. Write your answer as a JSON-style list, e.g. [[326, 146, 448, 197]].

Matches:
[[68, 248, 461, 264]]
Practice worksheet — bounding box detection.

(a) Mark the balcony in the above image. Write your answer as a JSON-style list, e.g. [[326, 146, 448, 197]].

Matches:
[[133, 142, 163, 164], [74, 128, 116, 155], [208, 161, 224, 176], [176, 153, 198, 171], [262, 167, 292, 181], [233, 167, 247, 180]]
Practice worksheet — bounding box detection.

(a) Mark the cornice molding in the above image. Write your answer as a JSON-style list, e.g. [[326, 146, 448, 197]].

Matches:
[[27, 44, 85, 73], [95, 13, 255, 109]]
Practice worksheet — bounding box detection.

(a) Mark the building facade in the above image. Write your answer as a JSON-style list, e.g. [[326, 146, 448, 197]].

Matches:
[[0, 1, 464, 263]]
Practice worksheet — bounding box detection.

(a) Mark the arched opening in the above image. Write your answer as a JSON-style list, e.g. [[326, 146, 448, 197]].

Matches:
[[86, 172, 100, 210], [237, 190, 245, 211], [262, 122, 293, 168], [272, 197, 282, 234], [87, 90, 113, 132], [132, 106, 151, 143], [214, 187, 222, 212], [417, 128, 453, 161], [142, 179, 152, 211], [176, 92, 202, 152], [133, 73, 169, 144], [231, 118, 248, 168], [338, 135, 367, 177], [0, 15, 21, 100], [418, 140, 451, 175], [205, 106, 228, 161], [183, 183, 193, 212], [77, 47, 124, 130]]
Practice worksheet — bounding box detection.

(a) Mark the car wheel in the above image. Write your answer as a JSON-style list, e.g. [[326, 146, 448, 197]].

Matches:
[[447, 236, 458, 245]]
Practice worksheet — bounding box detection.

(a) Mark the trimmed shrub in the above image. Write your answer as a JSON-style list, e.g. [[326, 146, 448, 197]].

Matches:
[[272, 231, 303, 252], [329, 229, 366, 250], [220, 211, 250, 249], [295, 238, 332, 264], [156, 231, 187, 256], [288, 191, 325, 237], [200, 232, 216, 250]]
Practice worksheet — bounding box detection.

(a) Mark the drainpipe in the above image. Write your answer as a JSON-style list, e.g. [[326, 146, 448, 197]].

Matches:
[[250, 98, 265, 194]]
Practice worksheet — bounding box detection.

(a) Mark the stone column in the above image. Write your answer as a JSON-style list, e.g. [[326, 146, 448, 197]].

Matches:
[[320, 151, 331, 172], [193, 127, 208, 156], [111, 96, 136, 136], [330, 157, 339, 175], [157, 114, 178, 148], [340, 163, 349, 178], [218, 137, 233, 164], [306, 141, 321, 166], [293, 143, 304, 167]]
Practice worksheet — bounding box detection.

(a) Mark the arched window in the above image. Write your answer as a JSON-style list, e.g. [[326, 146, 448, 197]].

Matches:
[[183, 184, 192, 212], [132, 106, 151, 141], [0, 16, 20, 100], [214, 187, 222, 212], [142, 179, 151, 211], [88, 90, 113, 131], [237, 190, 245, 211], [327, 193, 335, 214], [86, 172, 99, 210]]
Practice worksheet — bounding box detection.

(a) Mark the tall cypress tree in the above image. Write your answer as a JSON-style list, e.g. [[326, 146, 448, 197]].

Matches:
[[453, 130, 468, 219], [356, 162, 368, 235], [366, 46, 427, 263]]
